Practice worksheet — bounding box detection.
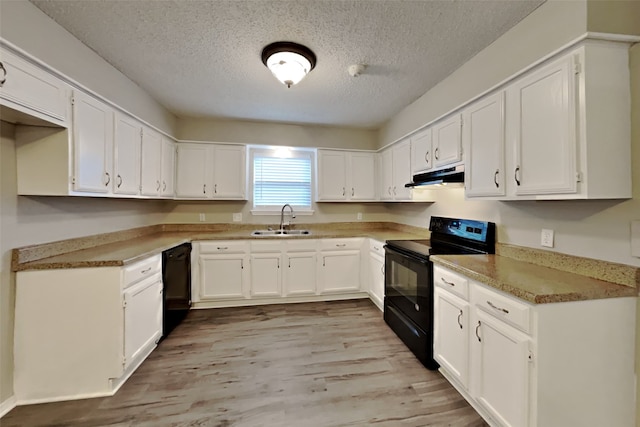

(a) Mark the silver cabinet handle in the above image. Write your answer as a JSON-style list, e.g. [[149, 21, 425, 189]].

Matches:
[[0, 62, 6, 86], [214, 183, 217, 194], [342, 187, 345, 196], [156, 180, 160, 191], [203, 184, 206, 194], [425, 151, 429, 163], [117, 174, 122, 188], [141, 267, 152, 274], [163, 181, 166, 192], [336, 243, 346, 247], [487, 300, 509, 314], [434, 147, 439, 160], [241, 259, 243, 269], [217, 246, 228, 250], [323, 257, 326, 267], [441, 277, 455, 287], [392, 186, 397, 195], [515, 166, 521, 186], [104, 172, 111, 186], [475, 321, 482, 342], [277, 258, 280, 269], [457, 310, 463, 329], [381, 264, 385, 275], [351, 188, 354, 197], [494, 170, 499, 188], [388, 187, 392, 195]]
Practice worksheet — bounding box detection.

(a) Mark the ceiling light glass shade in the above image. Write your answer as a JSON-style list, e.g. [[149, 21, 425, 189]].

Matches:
[[262, 42, 316, 88]]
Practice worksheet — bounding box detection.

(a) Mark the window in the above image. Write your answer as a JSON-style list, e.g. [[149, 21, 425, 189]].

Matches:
[[250, 147, 314, 214]]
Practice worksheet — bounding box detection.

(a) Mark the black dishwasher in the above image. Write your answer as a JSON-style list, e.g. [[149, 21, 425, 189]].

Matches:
[[162, 242, 192, 338]]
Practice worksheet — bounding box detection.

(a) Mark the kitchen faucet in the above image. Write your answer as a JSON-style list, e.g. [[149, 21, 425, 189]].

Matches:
[[279, 204, 295, 231]]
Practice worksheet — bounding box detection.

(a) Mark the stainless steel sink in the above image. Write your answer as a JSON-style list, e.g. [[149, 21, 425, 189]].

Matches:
[[251, 229, 311, 237]]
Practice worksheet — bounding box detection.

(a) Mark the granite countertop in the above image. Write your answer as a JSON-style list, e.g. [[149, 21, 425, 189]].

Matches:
[[431, 254, 637, 304], [12, 226, 424, 271]]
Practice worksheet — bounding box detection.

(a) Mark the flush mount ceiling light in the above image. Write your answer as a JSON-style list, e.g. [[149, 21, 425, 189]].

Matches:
[[261, 41, 316, 88]]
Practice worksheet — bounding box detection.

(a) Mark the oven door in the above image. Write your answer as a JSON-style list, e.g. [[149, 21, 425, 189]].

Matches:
[[384, 246, 432, 329]]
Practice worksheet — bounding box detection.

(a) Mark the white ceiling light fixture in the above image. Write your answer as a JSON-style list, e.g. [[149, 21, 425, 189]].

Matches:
[[262, 41, 317, 88]]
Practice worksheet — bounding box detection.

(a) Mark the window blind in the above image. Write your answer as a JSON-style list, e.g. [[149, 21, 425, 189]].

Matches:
[[253, 155, 312, 207]]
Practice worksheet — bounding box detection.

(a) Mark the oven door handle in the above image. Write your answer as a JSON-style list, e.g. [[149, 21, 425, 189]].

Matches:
[[384, 246, 430, 265]]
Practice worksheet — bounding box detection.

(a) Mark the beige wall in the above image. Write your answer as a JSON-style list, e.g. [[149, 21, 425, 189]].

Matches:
[[587, 0, 640, 36], [177, 117, 377, 150], [0, 123, 170, 402], [0, 0, 177, 135]]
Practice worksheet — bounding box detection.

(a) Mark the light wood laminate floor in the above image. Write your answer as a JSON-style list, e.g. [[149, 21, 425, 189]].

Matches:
[[3, 300, 487, 426]]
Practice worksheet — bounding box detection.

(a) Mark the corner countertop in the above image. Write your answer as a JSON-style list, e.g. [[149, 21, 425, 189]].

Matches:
[[431, 254, 637, 304], [12, 225, 425, 272]]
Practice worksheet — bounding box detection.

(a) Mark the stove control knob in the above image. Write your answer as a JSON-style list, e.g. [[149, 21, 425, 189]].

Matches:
[[415, 304, 420, 311]]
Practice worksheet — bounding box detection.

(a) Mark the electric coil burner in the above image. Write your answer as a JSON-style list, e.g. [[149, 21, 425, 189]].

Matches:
[[384, 216, 495, 369]]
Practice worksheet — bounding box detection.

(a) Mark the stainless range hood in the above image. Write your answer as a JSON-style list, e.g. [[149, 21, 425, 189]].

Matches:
[[405, 165, 465, 187]]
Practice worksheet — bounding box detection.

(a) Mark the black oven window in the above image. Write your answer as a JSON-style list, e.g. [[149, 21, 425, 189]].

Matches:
[[390, 260, 418, 303]]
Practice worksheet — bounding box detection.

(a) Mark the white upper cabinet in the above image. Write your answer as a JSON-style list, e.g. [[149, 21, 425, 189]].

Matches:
[[463, 92, 505, 197], [432, 113, 462, 168], [0, 46, 69, 127], [379, 141, 412, 201], [176, 143, 246, 200], [113, 112, 141, 196], [72, 90, 114, 194], [160, 137, 176, 197], [410, 127, 433, 175], [140, 127, 163, 197], [508, 54, 576, 196], [316, 150, 376, 201]]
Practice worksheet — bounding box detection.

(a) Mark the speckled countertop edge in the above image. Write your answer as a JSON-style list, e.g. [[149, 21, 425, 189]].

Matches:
[[431, 255, 637, 304], [12, 222, 428, 272]]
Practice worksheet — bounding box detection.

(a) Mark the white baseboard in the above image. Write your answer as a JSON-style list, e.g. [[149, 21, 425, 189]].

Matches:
[[0, 395, 17, 418]]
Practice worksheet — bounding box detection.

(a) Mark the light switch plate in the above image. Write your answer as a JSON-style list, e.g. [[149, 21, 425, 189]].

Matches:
[[233, 213, 242, 222], [632, 221, 640, 257]]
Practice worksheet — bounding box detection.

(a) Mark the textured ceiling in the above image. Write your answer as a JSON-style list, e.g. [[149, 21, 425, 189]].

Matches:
[[30, 0, 545, 129]]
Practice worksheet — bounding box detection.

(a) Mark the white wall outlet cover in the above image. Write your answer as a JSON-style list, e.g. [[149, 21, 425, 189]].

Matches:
[[631, 221, 640, 257], [199, 213, 205, 222], [541, 229, 554, 248], [233, 213, 242, 222], [357, 213, 363, 220]]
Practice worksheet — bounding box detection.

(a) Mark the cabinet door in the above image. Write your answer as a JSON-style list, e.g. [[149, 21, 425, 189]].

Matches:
[[140, 128, 162, 196], [380, 149, 393, 200], [464, 92, 505, 197], [509, 55, 576, 195], [283, 252, 317, 296], [199, 254, 247, 299], [113, 113, 141, 195], [434, 288, 469, 388], [319, 250, 361, 293], [213, 145, 246, 199], [0, 47, 69, 125], [471, 309, 531, 427], [411, 127, 433, 174], [250, 253, 281, 297], [349, 152, 376, 200], [123, 275, 162, 368], [433, 114, 462, 167], [72, 91, 113, 193], [392, 140, 411, 200], [176, 144, 210, 198], [160, 137, 175, 197], [317, 150, 347, 200], [368, 252, 385, 310]]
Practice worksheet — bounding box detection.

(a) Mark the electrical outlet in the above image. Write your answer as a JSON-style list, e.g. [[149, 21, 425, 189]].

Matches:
[[233, 213, 242, 222], [541, 229, 554, 248], [357, 212, 363, 221], [199, 213, 205, 222]]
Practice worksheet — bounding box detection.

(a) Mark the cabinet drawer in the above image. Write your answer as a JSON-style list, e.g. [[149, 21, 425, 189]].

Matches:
[[319, 238, 363, 251], [123, 254, 161, 288], [285, 240, 318, 252], [199, 240, 247, 254], [473, 283, 532, 334], [434, 265, 469, 300], [369, 239, 384, 254], [250, 240, 283, 253]]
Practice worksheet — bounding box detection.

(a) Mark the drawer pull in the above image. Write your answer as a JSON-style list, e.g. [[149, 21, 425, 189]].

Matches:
[[141, 267, 152, 274], [217, 246, 228, 250], [336, 243, 346, 247], [487, 300, 509, 314], [457, 310, 463, 329], [475, 320, 482, 342], [441, 277, 455, 286]]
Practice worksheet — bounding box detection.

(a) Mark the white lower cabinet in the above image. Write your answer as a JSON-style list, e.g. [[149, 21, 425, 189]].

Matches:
[[196, 241, 249, 301], [250, 241, 283, 297], [318, 239, 362, 294], [367, 239, 385, 310], [14, 254, 162, 404], [433, 264, 636, 427], [283, 240, 318, 296]]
